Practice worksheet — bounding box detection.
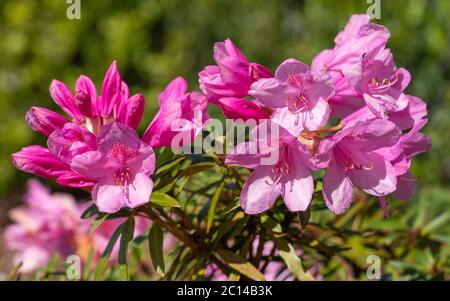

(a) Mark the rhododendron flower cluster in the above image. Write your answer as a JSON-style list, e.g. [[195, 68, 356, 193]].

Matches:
[[4, 180, 150, 273], [12, 62, 208, 213], [7, 13, 432, 281], [201, 14, 431, 215]]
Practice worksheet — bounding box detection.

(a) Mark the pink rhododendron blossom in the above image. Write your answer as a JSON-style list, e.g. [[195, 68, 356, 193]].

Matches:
[[13, 61, 147, 189], [226, 121, 317, 214], [142, 77, 209, 148], [199, 39, 272, 121], [375, 119, 431, 201], [342, 95, 428, 131], [250, 58, 334, 136], [355, 47, 410, 118], [3, 180, 151, 273], [72, 122, 155, 213], [199, 39, 272, 102], [312, 14, 390, 117], [316, 119, 401, 214]]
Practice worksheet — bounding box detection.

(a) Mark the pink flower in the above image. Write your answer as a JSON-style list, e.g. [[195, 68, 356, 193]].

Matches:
[[142, 77, 209, 148], [13, 61, 147, 189], [342, 95, 428, 131], [250, 58, 334, 136], [312, 14, 390, 118], [199, 39, 272, 121], [376, 119, 431, 201], [199, 39, 272, 102], [216, 97, 270, 121], [226, 121, 317, 214], [72, 122, 155, 213], [4, 180, 85, 273], [316, 119, 401, 214], [354, 47, 410, 118], [3, 179, 152, 272]]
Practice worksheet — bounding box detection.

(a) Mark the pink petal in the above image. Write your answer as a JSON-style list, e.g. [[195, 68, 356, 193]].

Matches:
[[249, 78, 291, 109], [347, 152, 397, 196], [281, 164, 314, 212], [71, 151, 109, 180], [126, 173, 153, 209], [100, 61, 122, 117], [271, 107, 304, 137], [12, 146, 70, 179], [240, 165, 282, 215], [217, 97, 269, 121], [25, 107, 68, 137], [116, 94, 145, 129], [303, 97, 331, 131], [49, 80, 83, 121], [389, 95, 427, 130], [159, 77, 188, 106], [75, 75, 98, 116], [274, 58, 310, 82], [392, 171, 416, 201], [322, 159, 354, 214], [92, 177, 125, 213]]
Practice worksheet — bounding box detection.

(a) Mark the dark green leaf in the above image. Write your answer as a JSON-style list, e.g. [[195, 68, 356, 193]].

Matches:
[[119, 217, 135, 281], [207, 181, 225, 233], [95, 221, 126, 280], [148, 224, 165, 277]]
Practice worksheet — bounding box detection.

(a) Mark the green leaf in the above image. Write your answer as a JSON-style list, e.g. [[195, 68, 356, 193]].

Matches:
[[119, 217, 135, 281], [260, 215, 282, 233], [95, 221, 126, 280], [206, 181, 225, 233], [179, 162, 216, 177], [273, 238, 314, 281], [89, 213, 110, 235], [298, 205, 311, 229], [81, 203, 98, 219], [155, 156, 185, 175], [148, 224, 165, 277], [150, 191, 181, 208], [214, 249, 265, 281]]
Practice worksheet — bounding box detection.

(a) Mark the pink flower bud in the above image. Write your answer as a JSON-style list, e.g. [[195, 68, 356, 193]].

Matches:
[[25, 107, 68, 136], [49, 80, 83, 121], [12, 146, 70, 179], [117, 94, 145, 129]]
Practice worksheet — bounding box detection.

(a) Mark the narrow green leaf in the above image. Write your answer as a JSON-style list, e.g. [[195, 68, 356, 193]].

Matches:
[[179, 162, 216, 177], [207, 181, 225, 233], [298, 205, 311, 229], [273, 238, 314, 281], [214, 249, 265, 281], [260, 215, 283, 233], [89, 213, 110, 235], [155, 156, 185, 175], [150, 191, 181, 208], [95, 222, 126, 280], [119, 217, 135, 281], [81, 203, 99, 219], [148, 224, 165, 277]]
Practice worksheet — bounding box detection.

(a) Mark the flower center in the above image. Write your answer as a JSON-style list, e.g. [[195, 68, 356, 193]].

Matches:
[[334, 146, 373, 172], [367, 74, 398, 93], [286, 73, 314, 125], [266, 147, 290, 185], [110, 142, 138, 165]]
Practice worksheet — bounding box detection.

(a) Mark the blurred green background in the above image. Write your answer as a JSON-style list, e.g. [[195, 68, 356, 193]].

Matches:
[[0, 0, 449, 279]]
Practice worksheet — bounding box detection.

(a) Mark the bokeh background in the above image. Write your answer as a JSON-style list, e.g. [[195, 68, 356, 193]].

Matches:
[[0, 0, 449, 279]]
